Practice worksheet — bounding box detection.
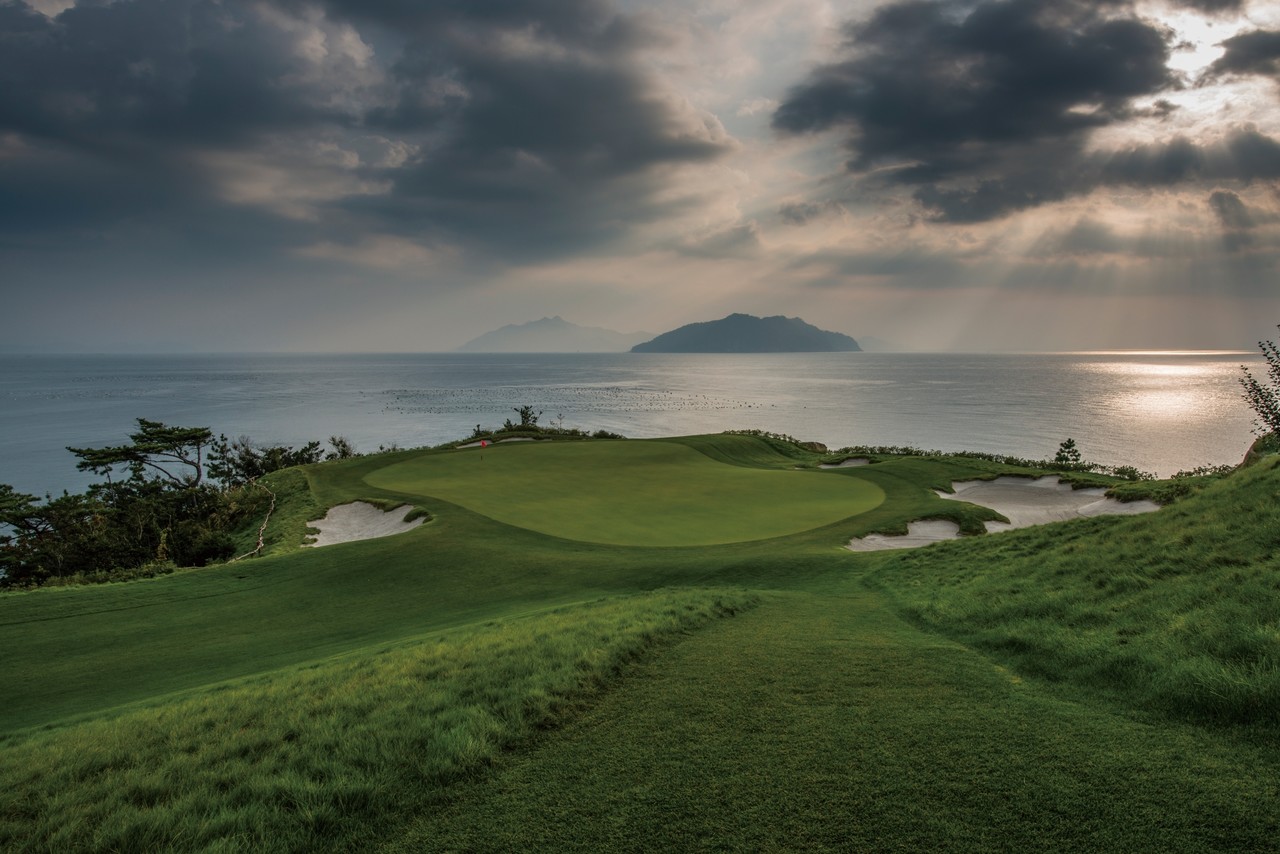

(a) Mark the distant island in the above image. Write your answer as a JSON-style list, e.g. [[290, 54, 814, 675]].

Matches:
[[455, 317, 654, 353], [631, 313, 861, 353]]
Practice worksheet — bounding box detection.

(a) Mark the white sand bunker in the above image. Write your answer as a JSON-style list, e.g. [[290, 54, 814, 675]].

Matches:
[[847, 476, 1160, 552], [846, 520, 963, 552], [307, 502, 424, 547], [820, 458, 871, 469]]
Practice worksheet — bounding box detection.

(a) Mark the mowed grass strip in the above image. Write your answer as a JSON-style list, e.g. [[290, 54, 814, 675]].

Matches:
[[395, 589, 1280, 852], [0, 588, 756, 854], [364, 440, 885, 546]]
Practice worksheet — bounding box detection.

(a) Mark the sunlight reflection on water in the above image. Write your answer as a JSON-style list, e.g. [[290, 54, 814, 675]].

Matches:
[[1080, 358, 1243, 421]]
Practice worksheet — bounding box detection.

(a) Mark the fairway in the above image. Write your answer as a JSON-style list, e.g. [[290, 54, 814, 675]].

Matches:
[[364, 440, 885, 546]]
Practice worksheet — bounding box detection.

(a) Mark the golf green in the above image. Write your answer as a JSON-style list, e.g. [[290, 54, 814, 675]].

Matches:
[[364, 440, 885, 546]]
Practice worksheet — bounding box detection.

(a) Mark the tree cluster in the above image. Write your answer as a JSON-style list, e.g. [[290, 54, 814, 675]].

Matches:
[[209, 434, 358, 489], [467, 406, 624, 442], [0, 421, 359, 588], [1, 467, 236, 588]]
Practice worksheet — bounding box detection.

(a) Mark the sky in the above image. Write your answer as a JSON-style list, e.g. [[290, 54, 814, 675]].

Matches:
[[1, 0, 1279, 353]]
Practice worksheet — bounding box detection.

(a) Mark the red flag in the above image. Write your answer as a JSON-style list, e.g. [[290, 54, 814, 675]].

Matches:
[[480, 440, 489, 447]]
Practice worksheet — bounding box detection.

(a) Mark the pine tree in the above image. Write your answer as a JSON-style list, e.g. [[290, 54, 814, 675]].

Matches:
[[1055, 438, 1082, 466]]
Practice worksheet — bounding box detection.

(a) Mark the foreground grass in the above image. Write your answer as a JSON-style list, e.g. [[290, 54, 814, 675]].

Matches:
[[872, 456, 1280, 727], [0, 588, 754, 852], [394, 589, 1280, 852]]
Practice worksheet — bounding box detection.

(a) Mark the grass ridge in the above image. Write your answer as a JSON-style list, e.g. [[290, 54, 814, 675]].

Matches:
[[872, 457, 1280, 728], [0, 588, 757, 853]]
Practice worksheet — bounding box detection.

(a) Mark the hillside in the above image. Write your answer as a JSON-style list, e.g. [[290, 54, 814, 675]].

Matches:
[[872, 455, 1280, 725], [631, 313, 861, 352], [455, 316, 653, 352]]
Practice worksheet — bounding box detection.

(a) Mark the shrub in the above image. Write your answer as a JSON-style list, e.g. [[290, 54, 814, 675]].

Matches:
[[1240, 324, 1280, 437], [1055, 438, 1082, 465]]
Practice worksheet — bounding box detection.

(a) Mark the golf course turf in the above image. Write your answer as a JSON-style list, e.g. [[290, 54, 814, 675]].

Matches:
[[363, 439, 886, 546], [2, 433, 1278, 851]]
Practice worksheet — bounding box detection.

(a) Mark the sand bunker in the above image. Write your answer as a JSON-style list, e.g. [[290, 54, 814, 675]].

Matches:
[[941, 477, 1160, 531], [846, 520, 963, 552], [307, 502, 424, 547], [847, 476, 1159, 552], [820, 458, 870, 469]]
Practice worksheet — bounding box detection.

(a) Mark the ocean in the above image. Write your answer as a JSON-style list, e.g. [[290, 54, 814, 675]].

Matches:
[[0, 351, 1262, 496]]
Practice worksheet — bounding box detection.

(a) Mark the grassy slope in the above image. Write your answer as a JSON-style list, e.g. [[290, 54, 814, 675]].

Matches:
[[871, 455, 1280, 727], [3, 435, 1279, 850], [0, 589, 757, 853]]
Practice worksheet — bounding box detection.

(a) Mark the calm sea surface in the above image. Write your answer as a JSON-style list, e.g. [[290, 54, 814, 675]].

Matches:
[[0, 351, 1262, 495]]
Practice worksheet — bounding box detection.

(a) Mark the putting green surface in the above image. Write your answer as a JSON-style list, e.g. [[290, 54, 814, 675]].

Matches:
[[364, 440, 884, 546]]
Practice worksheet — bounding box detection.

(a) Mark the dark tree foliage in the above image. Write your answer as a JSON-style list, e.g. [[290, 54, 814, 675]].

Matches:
[[1, 421, 242, 587], [0, 484, 45, 537], [504, 405, 542, 431], [1055, 438, 1083, 466], [209, 436, 324, 489], [1240, 325, 1280, 437], [67, 419, 214, 487], [0, 488, 112, 585], [3, 421, 367, 587], [1, 479, 238, 588], [326, 435, 358, 460]]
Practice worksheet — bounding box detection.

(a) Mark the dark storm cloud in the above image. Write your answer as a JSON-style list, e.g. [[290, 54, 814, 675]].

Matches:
[[774, 0, 1174, 171], [1203, 30, 1280, 82], [316, 0, 657, 51], [1099, 129, 1280, 185], [1208, 189, 1256, 251], [0, 0, 374, 259], [0, 0, 732, 263], [283, 0, 732, 256], [909, 130, 1280, 223], [1208, 190, 1254, 229], [0, 0, 351, 150], [0, 139, 191, 235], [772, 0, 1280, 223], [778, 200, 844, 225], [345, 3, 731, 256]]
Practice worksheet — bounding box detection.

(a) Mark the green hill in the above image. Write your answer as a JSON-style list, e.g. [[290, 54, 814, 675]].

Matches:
[[2, 435, 1278, 851], [631, 313, 862, 352]]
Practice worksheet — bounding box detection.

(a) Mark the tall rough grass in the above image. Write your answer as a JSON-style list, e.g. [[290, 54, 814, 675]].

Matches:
[[0, 588, 755, 852], [872, 457, 1280, 728]]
